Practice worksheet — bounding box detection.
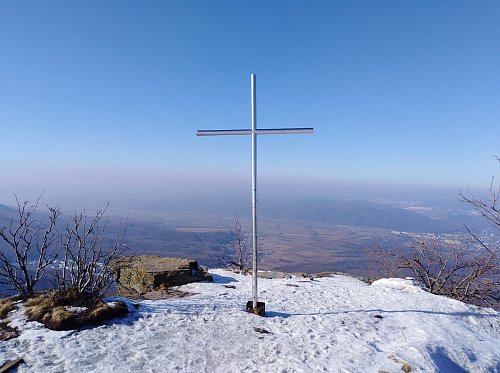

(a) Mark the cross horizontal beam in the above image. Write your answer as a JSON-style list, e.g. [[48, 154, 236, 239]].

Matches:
[[196, 128, 314, 136]]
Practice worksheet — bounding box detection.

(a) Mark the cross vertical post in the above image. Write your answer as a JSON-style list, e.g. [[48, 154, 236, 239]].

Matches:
[[197, 74, 313, 316], [251, 74, 258, 310]]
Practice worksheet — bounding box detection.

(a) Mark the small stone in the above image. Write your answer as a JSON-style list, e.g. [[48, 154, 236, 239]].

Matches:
[[253, 327, 272, 334]]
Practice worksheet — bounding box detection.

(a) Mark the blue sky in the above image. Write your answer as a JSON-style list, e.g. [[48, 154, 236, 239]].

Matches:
[[1, 1, 499, 203]]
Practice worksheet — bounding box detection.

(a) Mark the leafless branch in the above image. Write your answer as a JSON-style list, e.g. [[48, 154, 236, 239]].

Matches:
[[54, 203, 128, 297], [0, 195, 60, 297], [368, 239, 498, 309], [211, 214, 253, 271]]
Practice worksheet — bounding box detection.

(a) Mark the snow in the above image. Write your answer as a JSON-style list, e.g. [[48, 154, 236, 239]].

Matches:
[[1, 269, 499, 372], [63, 306, 87, 314]]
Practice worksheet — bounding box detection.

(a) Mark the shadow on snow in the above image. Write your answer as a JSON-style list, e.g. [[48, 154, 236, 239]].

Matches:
[[210, 273, 239, 284]]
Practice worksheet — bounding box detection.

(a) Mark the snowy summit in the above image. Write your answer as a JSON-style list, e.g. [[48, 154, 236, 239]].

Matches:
[[1, 269, 499, 372]]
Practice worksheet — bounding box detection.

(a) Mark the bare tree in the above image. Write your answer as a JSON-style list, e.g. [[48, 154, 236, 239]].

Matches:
[[54, 203, 127, 298], [212, 214, 252, 270], [0, 195, 60, 297]]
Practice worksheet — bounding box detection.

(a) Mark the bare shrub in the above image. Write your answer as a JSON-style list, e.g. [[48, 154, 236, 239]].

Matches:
[[1, 193, 128, 301], [0, 195, 60, 297], [370, 239, 498, 308], [368, 160, 499, 308], [54, 203, 127, 298], [211, 214, 252, 270]]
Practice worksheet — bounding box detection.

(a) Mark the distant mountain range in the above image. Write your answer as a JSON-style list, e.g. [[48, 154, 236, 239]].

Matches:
[[122, 197, 468, 234], [259, 199, 460, 233]]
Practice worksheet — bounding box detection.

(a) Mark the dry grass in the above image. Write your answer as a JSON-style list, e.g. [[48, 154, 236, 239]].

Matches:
[[83, 302, 128, 326], [402, 362, 412, 372], [0, 297, 17, 319], [42, 306, 77, 330], [25, 295, 56, 321], [25, 289, 128, 331]]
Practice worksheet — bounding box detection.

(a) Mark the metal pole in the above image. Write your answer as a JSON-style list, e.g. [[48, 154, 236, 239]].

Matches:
[[196, 74, 313, 316], [251, 73, 258, 310]]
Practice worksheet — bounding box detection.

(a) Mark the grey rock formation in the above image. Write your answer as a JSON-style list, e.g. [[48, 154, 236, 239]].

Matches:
[[111, 256, 212, 298]]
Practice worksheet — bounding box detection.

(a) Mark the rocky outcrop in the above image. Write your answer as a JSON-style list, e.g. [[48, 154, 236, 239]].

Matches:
[[111, 256, 212, 298]]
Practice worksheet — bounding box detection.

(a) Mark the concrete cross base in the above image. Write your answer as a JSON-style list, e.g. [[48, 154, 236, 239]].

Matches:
[[246, 301, 266, 317]]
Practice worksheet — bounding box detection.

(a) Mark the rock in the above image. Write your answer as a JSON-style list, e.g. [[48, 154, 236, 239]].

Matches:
[[0, 322, 19, 342], [254, 271, 306, 279], [111, 256, 213, 298], [253, 326, 272, 334]]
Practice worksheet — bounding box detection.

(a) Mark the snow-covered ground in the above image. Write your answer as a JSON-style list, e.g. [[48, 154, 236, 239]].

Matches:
[[1, 269, 499, 372]]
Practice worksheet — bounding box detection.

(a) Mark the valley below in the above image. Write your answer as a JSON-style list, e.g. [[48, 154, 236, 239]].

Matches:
[[0, 194, 496, 296]]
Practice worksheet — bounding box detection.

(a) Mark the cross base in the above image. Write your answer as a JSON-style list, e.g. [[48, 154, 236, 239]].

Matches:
[[246, 301, 266, 317]]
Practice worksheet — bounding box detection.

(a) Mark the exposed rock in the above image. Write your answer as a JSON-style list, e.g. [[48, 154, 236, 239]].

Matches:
[[256, 270, 305, 279], [0, 321, 19, 341], [253, 327, 272, 334], [111, 256, 213, 298], [255, 270, 368, 283]]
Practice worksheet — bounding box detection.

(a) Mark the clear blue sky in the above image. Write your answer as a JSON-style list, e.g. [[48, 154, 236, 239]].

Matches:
[[1, 1, 499, 202]]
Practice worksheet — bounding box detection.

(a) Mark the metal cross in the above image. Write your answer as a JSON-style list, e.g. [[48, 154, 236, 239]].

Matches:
[[197, 74, 313, 313]]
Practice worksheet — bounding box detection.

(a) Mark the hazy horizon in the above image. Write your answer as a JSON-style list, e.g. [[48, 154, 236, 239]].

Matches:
[[0, 175, 478, 213]]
